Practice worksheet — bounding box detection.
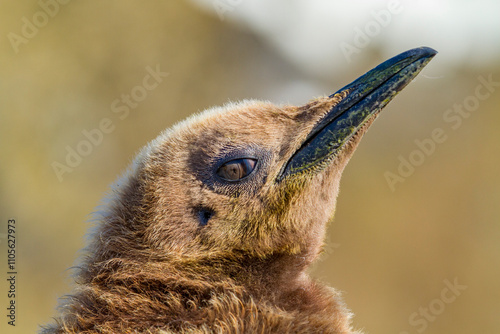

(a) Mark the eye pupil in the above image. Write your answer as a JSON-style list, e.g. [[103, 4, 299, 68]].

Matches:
[[216, 158, 257, 181]]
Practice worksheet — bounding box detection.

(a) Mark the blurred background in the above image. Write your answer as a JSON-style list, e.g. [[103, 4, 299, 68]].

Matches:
[[1, 1, 499, 333]]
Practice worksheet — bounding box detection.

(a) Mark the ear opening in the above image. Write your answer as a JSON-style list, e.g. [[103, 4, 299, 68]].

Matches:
[[197, 208, 214, 226]]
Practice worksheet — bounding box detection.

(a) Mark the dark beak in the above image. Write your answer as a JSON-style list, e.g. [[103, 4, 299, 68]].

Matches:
[[280, 47, 437, 179]]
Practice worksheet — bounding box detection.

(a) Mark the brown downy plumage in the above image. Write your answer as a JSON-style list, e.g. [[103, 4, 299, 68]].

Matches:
[[42, 47, 436, 334]]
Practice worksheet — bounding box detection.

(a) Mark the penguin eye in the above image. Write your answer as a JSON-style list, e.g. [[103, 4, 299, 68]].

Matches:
[[216, 158, 257, 181]]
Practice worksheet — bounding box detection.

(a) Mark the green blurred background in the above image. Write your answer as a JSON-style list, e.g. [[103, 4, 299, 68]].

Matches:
[[1, 1, 499, 333]]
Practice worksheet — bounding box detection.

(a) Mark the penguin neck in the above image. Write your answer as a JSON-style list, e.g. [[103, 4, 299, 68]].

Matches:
[[220, 250, 314, 301], [232, 250, 329, 313]]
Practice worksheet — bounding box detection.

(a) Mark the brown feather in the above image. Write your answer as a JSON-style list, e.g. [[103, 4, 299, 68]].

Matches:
[[42, 98, 364, 334]]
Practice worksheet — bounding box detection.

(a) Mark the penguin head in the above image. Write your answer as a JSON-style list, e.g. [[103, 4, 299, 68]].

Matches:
[[98, 47, 436, 271], [131, 98, 351, 263]]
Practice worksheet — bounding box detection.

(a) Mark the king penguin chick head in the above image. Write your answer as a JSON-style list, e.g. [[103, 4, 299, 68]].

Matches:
[[44, 47, 436, 334]]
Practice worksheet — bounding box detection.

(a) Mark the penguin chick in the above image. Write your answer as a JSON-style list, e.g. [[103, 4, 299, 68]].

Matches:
[[42, 47, 436, 334]]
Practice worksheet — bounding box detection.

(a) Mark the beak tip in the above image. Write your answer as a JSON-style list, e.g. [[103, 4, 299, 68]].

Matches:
[[410, 46, 438, 58]]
